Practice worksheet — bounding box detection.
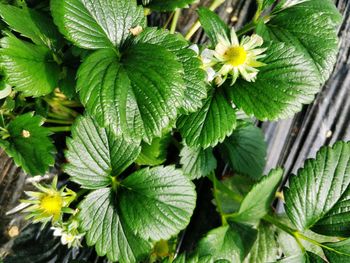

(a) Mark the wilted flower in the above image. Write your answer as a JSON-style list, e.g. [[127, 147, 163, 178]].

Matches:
[[51, 219, 84, 248], [21, 176, 76, 225], [189, 44, 216, 82]]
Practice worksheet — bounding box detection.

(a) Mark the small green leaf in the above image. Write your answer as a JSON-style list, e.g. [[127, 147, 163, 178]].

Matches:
[[197, 221, 257, 262], [231, 168, 283, 223], [198, 7, 230, 46], [146, 0, 196, 11], [136, 134, 171, 166], [65, 115, 141, 189], [0, 4, 61, 48], [285, 142, 350, 235], [78, 188, 151, 263], [0, 113, 55, 176], [119, 166, 197, 241], [323, 238, 350, 262], [177, 88, 236, 149], [225, 42, 320, 120], [218, 124, 267, 179], [245, 222, 279, 263], [180, 145, 217, 180], [0, 35, 60, 97], [263, 0, 341, 82], [51, 0, 146, 49]]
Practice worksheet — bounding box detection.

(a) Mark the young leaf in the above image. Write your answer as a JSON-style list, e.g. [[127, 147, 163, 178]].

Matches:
[[136, 134, 171, 166], [322, 238, 350, 262], [197, 7, 230, 46], [146, 0, 196, 11], [177, 88, 237, 149], [231, 168, 283, 223], [78, 188, 152, 263], [51, 0, 146, 49], [0, 113, 55, 176], [0, 35, 60, 97], [218, 124, 267, 179], [262, 0, 342, 82], [225, 42, 320, 120], [285, 142, 350, 236], [180, 145, 217, 180], [197, 221, 257, 262], [245, 222, 279, 263], [0, 4, 61, 48], [134, 28, 207, 113], [119, 166, 197, 241], [65, 115, 141, 189], [77, 43, 184, 143]]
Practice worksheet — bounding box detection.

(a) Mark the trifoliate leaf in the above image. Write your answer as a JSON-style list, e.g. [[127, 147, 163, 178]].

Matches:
[[0, 4, 61, 48], [136, 134, 171, 166], [177, 88, 236, 149], [0, 35, 60, 97], [197, 7, 230, 46], [0, 113, 55, 176], [119, 166, 196, 241], [65, 115, 141, 189], [78, 188, 151, 263], [245, 222, 279, 263], [134, 28, 207, 113], [284, 142, 350, 236], [77, 42, 184, 143], [180, 145, 217, 180], [78, 166, 196, 263], [263, 0, 341, 82], [231, 168, 283, 224], [146, 0, 197, 11], [51, 0, 146, 49], [197, 221, 257, 262], [323, 238, 350, 262], [218, 125, 267, 179], [226, 42, 320, 120]]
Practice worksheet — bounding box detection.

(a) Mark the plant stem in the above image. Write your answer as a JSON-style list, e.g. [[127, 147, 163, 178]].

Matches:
[[209, 172, 227, 225], [47, 126, 71, 133], [185, 0, 226, 40], [163, 11, 175, 29], [170, 8, 181, 34], [45, 119, 74, 125]]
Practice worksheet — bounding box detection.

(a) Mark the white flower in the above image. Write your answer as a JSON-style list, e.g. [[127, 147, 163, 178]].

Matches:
[[0, 84, 11, 99], [189, 44, 216, 82], [51, 220, 84, 248], [211, 28, 267, 86]]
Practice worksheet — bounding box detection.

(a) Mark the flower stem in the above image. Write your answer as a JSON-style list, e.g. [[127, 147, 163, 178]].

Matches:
[[185, 0, 226, 40], [45, 119, 74, 125], [170, 8, 181, 34], [47, 126, 71, 133]]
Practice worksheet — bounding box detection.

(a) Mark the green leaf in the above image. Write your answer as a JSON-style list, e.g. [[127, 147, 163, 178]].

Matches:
[[284, 142, 350, 235], [180, 145, 217, 180], [65, 115, 141, 189], [263, 0, 341, 82], [197, 7, 230, 46], [78, 166, 196, 262], [278, 252, 326, 263], [225, 42, 320, 120], [119, 166, 197, 240], [78, 188, 151, 263], [0, 112, 55, 175], [136, 134, 171, 166], [51, 0, 146, 49], [134, 28, 207, 113], [197, 221, 257, 262], [218, 124, 267, 179], [146, 0, 196, 11], [77, 41, 184, 142], [258, 0, 275, 10], [177, 88, 236, 149], [231, 168, 283, 223], [0, 4, 61, 48], [0, 35, 60, 97], [245, 222, 279, 263], [323, 238, 350, 262]]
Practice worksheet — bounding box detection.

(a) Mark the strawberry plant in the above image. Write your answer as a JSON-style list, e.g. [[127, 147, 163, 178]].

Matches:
[[0, 0, 347, 262]]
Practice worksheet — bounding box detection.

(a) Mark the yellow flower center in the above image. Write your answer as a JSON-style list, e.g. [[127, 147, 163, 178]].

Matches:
[[224, 46, 247, 66], [40, 193, 63, 219]]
